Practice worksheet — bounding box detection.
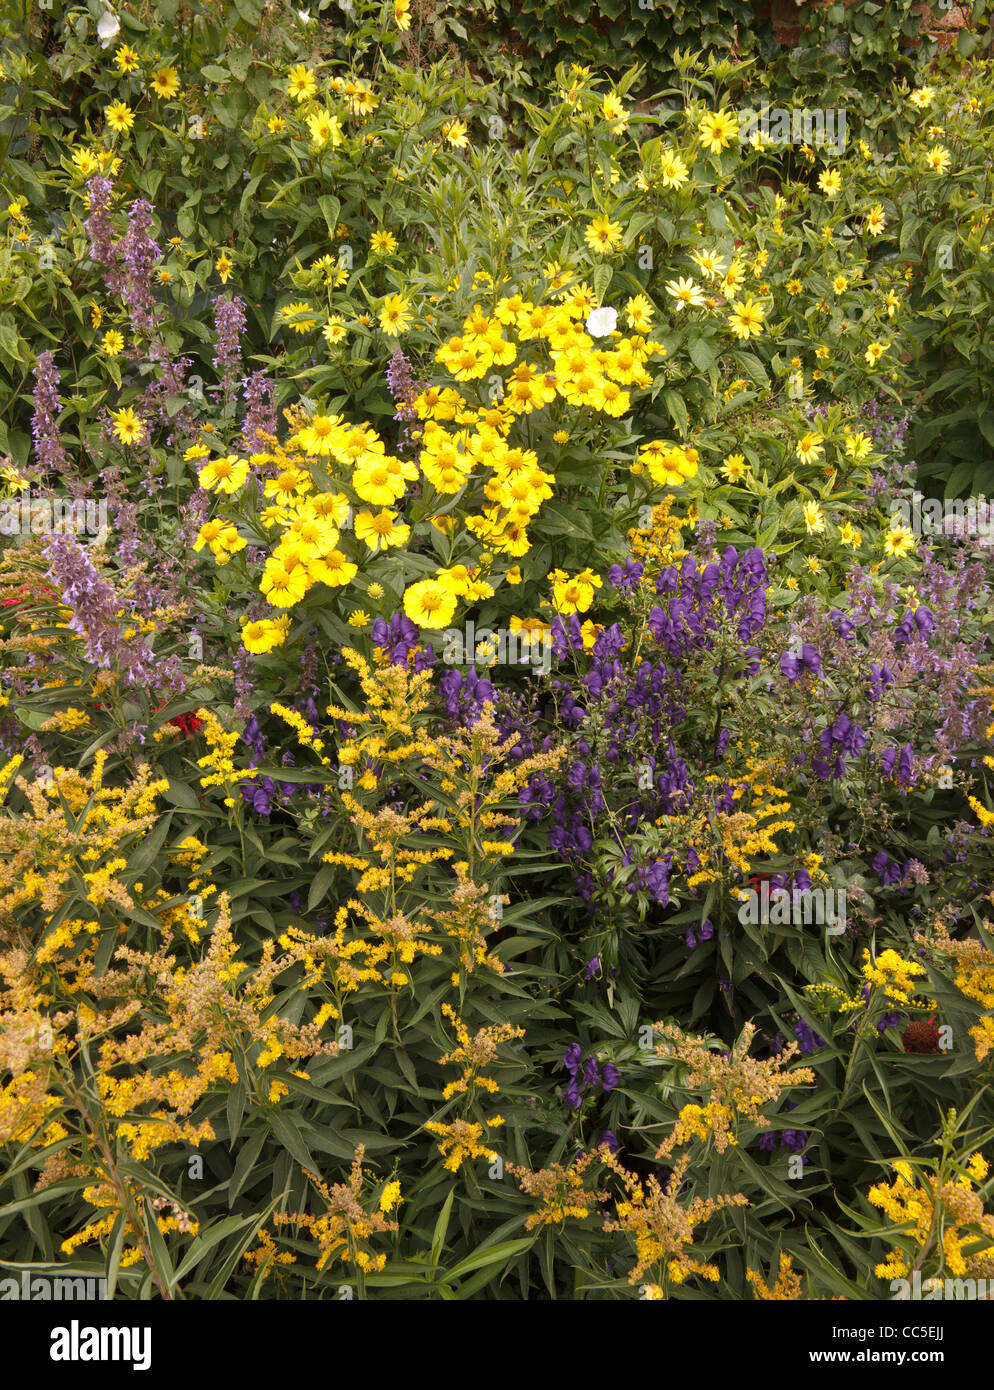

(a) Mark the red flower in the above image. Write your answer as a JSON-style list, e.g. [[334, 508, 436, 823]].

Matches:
[[168, 712, 205, 736]]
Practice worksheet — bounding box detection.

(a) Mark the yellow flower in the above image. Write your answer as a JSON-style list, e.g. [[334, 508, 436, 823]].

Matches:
[[865, 340, 887, 367], [726, 296, 765, 341], [866, 204, 886, 235], [354, 508, 410, 552], [379, 293, 413, 336], [721, 453, 749, 482], [584, 215, 623, 256], [394, 0, 412, 31], [403, 578, 458, 629], [114, 45, 140, 74], [658, 149, 688, 188], [104, 101, 135, 134], [883, 523, 915, 558], [549, 566, 602, 616], [242, 617, 290, 654], [442, 118, 469, 149], [71, 146, 100, 177], [307, 109, 343, 148], [198, 454, 249, 494], [665, 277, 705, 311], [370, 229, 398, 256], [287, 64, 317, 102], [602, 92, 629, 133], [924, 144, 951, 174], [379, 1181, 402, 1213], [281, 301, 317, 333], [110, 406, 145, 446], [261, 559, 309, 608], [624, 294, 655, 330], [699, 109, 739, 154], [817, 168, 842, 196], [150, 67, 180, 99], [796, 432, 824, 464], [215, 251, 233, 284], [803, 500, 825, 534], [101, 330, 125, 357]]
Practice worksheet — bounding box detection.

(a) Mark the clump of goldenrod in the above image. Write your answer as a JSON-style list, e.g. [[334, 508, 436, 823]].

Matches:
[[601, 1148, 748, 1293], [437, 1002, 524, 1101], [917, 919, 994, 1061], [507, 1150, 610, 1231], [745, 1252, 842, 1301], [652, 1020, 815, 1157], [271, 1147, 400, 1280], [869, 1153, 994, 1282], [0, 752, 167, 941]]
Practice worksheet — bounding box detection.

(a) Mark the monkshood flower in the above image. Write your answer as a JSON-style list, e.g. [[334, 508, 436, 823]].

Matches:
[[758, 1128, 809, 1162], [607, 558, 644, 591], [583, 956, 600, 980], [562, 1044, 620, 1110], [794, 1018, 824, 1054], [440, 666, 494, 721], [867, 661, 895, 703], [648, 547, 767, 659], [873, 850, 905, 886], [877, 1011, 904, 1032], [894, 606, 936, 646], [686, 919, 715, 950], [880, 742, 915, 786], [371, 612, 435, 670], [780, 643, 821, 681], [829, 609, 856, 640]]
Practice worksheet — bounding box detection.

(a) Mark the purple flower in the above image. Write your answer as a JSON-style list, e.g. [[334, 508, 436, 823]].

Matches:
[[563, 1043, 583, 1075], [31, 351, 70, 474], [794, 1018, 824, 1054], [43, 533, 179, 690], [583, 956, 600, 980], [601, 1062, 620, 1092], [213, 294, 247, 405]]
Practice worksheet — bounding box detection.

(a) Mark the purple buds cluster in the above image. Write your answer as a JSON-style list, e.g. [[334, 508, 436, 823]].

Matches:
[[563, 1043, 620, 1112]]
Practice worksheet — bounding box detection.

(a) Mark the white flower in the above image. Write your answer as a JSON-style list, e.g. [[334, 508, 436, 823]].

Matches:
[[585, 306, 618, 337], [97, 10, 120, 46]]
